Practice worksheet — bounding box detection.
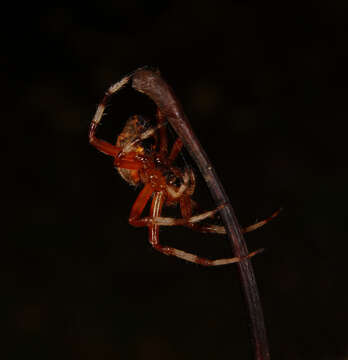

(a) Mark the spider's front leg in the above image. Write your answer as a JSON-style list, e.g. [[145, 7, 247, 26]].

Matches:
[[89, 75, 132, 157], [89, 130, 142, 171], [89, 114, 122, 157]]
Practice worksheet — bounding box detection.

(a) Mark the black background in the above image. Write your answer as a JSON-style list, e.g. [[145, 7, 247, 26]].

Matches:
[[3, 1, 348, 359]]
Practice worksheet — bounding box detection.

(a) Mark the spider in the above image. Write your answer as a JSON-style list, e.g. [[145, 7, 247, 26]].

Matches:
[[89, 75, 279, 266]]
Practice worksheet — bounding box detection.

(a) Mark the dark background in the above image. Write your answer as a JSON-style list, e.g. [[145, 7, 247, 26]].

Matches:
[[3, 1, 348, 359]]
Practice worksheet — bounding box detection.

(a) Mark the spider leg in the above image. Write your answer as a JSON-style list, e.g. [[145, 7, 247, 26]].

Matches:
[[180, 194, 225, 233], [128, 183, 155, 227], [180, 196, 280, 235], [148, 192, 262, 266], [89, 135, 122, 158], [242, 208, 281, 233], [168, 138, 183, 163], [90, 75, 131, 134], [130, 204, 223, 227], [89, 75, 131, 157]]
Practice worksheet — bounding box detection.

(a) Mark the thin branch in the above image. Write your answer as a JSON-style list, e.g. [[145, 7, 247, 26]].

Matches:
[[132, 68, 271, 360]]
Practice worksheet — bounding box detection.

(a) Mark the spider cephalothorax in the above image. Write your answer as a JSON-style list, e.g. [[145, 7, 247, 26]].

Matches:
[[115, 114, 196, 205], [89, 74, 279, 266], [114, 115, 154, 186]]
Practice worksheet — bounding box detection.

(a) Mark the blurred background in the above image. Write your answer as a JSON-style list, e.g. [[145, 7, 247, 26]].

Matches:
[[3, 1, 348, 359]]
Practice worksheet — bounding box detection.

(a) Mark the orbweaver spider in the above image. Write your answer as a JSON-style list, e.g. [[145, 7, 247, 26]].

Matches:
[[89, 74, 279, 266]]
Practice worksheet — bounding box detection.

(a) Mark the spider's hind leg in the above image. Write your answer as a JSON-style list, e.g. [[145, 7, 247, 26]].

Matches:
[[148, 192, 262, 266], [180, 196, 281, 235]]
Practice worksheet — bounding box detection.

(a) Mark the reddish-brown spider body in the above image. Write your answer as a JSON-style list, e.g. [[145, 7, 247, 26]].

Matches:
[[89, 74, 279, 266], [114, 114, 195, 207], [114, 115, 151, 186]]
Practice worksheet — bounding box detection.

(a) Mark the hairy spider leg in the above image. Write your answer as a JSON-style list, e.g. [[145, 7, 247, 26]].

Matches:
[[155, 109, 184, 163], [179, 194, 227, 234], [168, 138, 184, 163], [148, 192, 262, 266], [241, 208, 281, 233], [179, 198, 281, 235], [89, 127, 144, 171], [156, 109, 186, 183], [89, 75, 132, 157], [128, 183, 154, 227]]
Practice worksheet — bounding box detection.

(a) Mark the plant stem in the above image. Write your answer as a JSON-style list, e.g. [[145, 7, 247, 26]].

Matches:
[[132, 68, 270, 360]]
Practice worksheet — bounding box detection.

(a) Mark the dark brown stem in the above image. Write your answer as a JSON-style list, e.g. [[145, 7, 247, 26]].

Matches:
[[132, 68, 270, 360]]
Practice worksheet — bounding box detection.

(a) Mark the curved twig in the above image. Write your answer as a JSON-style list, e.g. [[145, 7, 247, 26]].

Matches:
[[131, 68, 270, 360]]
